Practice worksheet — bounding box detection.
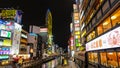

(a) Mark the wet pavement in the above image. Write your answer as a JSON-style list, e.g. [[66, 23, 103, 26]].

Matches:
[[57, 60, 78, 68]]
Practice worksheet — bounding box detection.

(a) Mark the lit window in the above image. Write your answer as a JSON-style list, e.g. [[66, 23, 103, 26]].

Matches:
[[100, 52, 107, 66], [97, 24, 103, 35], [117, 52, 120, 67], [102, 17, 111, 32], [107, 52, 118, 67], [111, 8, 120, 27]]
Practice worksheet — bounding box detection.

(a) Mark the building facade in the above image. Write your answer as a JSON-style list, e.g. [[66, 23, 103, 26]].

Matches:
[[78, 0, 120, 68]]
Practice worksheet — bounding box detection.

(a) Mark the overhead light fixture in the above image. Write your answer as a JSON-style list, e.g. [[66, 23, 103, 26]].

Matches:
[[111, 16, 116, 20], [103, 22, 108, 25]]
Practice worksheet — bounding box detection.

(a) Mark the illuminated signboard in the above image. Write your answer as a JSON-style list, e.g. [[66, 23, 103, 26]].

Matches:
[[0, 55, 9, 59], [0, 30, 11, 38], [70, 23, 73, 32], [40, 28, 48, 32], [11, 23, 22, 54], [0, 40, 3, 46], [70, 36, 74, 46], [86, 26, 120, 51], [75, 27, 80, 31], [1, 9, 16, 19], [75, 39, 81, 46], [0, 47, 10, 56], [3, 39, 12, 46], [21, 34, 27, 38]]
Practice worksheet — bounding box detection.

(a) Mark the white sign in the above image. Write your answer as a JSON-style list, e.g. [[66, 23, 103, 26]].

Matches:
[[21, 34, 27, 38], [86, 26, 120, 51], [11, 23, 22, 54]]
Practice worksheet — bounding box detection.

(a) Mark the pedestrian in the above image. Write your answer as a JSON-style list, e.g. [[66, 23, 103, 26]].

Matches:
[[18, 56, 24, 68]]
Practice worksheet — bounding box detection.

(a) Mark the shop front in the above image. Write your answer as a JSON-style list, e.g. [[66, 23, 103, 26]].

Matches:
[[74, 51, 86, 68], [86, 25, 120, 68]]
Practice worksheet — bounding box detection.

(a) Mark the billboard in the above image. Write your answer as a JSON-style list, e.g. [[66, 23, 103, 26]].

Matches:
[[1, 9, 16, 19], [0, 10, 22, 24], [11, 23, 22, 54], [86, 26, 120, 51], [0, 30, 11, 38]]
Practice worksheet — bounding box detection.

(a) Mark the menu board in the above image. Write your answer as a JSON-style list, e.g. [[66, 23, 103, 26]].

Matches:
[[86, 26, 120, 51]]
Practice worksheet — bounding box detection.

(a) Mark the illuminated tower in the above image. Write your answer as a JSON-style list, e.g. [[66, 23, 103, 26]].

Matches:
[[46, 9, 53, 54]]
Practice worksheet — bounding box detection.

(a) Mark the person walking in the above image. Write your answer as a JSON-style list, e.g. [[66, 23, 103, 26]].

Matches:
[[18, 56, 24, 68]]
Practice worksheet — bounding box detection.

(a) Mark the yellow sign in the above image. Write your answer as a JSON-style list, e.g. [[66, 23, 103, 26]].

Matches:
[[3, 39, 12, 46], [1, 10, 16, 18], [81, 30, 86, 37]]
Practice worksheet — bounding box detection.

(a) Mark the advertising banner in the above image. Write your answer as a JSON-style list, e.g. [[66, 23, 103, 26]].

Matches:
[[86, 26, 120, 51], [1, 9, 16, 19], [11, 23, 22, 54]]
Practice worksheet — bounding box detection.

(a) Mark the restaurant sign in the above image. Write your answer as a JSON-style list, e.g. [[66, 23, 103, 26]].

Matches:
[[86, 26, 120, 51]]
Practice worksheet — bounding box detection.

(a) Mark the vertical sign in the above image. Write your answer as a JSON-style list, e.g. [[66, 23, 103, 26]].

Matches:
[[11, 23, 22, 54]]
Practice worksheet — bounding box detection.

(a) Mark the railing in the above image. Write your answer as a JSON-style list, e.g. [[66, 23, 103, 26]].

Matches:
[[21, 55, 61, 68]]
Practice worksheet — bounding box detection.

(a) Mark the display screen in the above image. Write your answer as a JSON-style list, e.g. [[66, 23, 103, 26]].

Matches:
[[0, 30, 11, 38]]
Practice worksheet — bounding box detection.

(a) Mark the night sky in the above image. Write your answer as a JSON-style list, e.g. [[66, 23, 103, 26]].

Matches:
[[0, 0, 75, 51]]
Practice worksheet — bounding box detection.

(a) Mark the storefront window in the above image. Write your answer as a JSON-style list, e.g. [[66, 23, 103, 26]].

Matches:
[[93, 52, 98, 63], [107, 52, 118, 68], [95, 0, 103, 10], [97, 24, 103, 35], [100, 52, 107, 66], [88, 52, 94, 63], [87, 35, 90, 42], [111, 7, 120, 27], [102, 17, 111, 32], [91, 31, 95, 39], [88, 52, 98, 63], [87, 31, 95, 42], [117, 52, 120, 67]]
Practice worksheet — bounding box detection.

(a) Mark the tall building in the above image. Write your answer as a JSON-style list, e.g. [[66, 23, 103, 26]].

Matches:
[[0, 9, 23, 65], [46, 9, 53, 54], [78, 0, 120, 68]]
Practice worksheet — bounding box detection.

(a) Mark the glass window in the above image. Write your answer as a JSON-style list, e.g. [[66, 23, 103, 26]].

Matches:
[[88, 52, 98, 63], [87, 36, 89, 42], [117, 52, 120, 67], [88, 52, 92, 62], [88, 52, 94, 63], [107, 52, 118, 68], [100, 52, 107, 66], [97, 24, 103, 35], [87, 31, 95, 42], [111, 8, 120, 27], [102, 17, 111, 32], [91, 31, 95, 39], [93, 52, 98, 63]]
